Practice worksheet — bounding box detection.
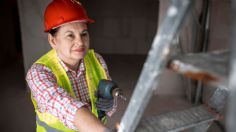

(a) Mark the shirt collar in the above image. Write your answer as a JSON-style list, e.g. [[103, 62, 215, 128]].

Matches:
[[57, 56, 85, 75]]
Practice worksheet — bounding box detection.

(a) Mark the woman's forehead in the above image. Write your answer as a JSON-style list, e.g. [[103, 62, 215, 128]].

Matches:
[[61, 21, 87, 28], [60, 21, 87, 30]]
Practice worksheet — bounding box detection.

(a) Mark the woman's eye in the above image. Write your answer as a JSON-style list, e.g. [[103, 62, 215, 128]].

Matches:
[[67, 34, 74, 39], [81, 31, 89, 37]]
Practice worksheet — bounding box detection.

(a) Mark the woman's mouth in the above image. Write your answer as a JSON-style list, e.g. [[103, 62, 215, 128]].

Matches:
[[73, 48, 85, 52]]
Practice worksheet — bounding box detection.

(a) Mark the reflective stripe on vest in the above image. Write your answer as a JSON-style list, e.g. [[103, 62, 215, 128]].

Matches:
[[36, 115, 63, 132], [32, 49, 108, 131]]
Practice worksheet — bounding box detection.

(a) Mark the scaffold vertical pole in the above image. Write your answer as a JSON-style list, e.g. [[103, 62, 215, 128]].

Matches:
[[226, 0, 236, 132]]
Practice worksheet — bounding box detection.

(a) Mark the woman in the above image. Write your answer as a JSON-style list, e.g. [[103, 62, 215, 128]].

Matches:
[[26, 0, 116, 131]]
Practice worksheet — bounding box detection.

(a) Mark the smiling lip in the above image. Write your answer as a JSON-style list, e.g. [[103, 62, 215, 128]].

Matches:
[[73, 48, 85, 52]]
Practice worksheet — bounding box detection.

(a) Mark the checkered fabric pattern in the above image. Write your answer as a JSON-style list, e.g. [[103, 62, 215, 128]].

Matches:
[[26, 53, 112, 130]]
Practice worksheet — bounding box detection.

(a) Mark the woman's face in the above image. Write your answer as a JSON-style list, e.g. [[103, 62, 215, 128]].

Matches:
[[48, 22, 90, 66]]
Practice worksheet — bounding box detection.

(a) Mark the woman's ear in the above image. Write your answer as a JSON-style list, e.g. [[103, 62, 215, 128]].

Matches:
[[48, 33, 57, 49]]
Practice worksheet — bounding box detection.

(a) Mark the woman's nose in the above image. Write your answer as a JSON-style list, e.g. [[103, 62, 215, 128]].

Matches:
[[74, 36, 83, 46]]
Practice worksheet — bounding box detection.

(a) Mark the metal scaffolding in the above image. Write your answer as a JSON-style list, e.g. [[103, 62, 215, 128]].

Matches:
[[118, 0, 193, 131], [118, 0, 234, 131]]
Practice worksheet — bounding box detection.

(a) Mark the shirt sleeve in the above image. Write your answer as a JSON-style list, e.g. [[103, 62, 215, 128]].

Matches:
[[26, 64, 88, 130]]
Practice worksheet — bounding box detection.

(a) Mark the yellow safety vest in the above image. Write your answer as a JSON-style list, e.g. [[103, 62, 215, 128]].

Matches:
[[31, 49, 108, 132]]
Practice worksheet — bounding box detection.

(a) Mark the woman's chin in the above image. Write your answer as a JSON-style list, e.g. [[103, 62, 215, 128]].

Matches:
[[72, 53, 85, 60], [72, 49, 88, 59]]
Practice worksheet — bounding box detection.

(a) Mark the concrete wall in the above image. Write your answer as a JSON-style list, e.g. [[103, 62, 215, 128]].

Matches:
[[17, 0, 50, 73], [208, 0, 231, 51], [81, 0, 158, 54]]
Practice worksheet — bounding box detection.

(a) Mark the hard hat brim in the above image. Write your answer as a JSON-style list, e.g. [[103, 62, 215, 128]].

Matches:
[[45, 18, 95, 32]]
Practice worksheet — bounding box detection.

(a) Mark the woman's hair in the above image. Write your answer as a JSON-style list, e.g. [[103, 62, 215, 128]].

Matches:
[[48, 27, 60, 36]]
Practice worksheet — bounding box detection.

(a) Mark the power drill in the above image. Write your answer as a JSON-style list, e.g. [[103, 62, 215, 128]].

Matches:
[[97, 79, 126, 120]]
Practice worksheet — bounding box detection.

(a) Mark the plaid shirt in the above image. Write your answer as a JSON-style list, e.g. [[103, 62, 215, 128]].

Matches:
[[26, 52, 111, 130]]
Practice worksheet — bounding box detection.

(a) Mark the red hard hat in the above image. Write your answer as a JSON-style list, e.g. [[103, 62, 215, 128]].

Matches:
[[44, 0, 94, 32]]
